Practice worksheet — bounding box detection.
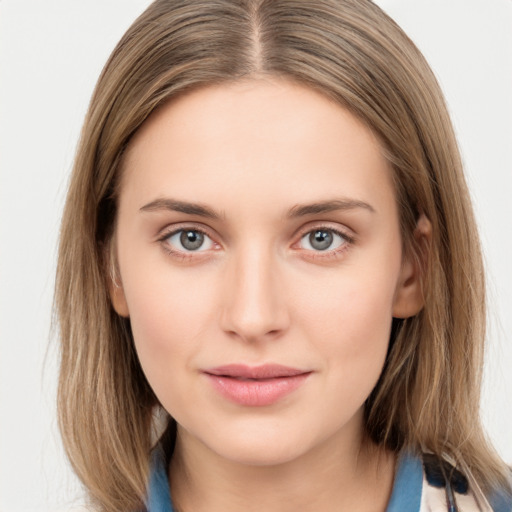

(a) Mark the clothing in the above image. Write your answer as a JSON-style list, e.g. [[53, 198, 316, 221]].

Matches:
[[146, 447, 512, 512]]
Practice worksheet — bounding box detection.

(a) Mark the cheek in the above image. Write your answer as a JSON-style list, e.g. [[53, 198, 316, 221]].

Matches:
[[120, 259, 219, 385], [293, 264, 397, 383]]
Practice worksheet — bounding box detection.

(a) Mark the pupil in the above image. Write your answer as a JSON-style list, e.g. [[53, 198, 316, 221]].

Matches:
[[180, 230, 204, 250], [310, 230, 332, 250]]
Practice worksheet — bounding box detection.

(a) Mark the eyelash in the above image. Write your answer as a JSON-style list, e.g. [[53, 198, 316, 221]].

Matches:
[[156, 224, 356, 262], [157, 225, 217, 261], [296, 226, 355, 261]]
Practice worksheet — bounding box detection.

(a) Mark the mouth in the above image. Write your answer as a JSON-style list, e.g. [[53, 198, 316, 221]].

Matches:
[[203, 364, 312, 406]]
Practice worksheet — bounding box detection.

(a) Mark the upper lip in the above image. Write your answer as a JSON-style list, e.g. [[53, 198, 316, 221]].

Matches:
[[204, 364, 310, 379]]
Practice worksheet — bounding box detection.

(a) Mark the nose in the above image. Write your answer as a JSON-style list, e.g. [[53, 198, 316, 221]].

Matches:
[[219, 243, 290, 343]]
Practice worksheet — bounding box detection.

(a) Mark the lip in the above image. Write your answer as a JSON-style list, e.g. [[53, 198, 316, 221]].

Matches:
[[203, 364, 312, 406]]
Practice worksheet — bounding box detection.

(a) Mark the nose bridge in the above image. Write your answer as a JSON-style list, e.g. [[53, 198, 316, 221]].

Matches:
[[220, 239, 288, 341]]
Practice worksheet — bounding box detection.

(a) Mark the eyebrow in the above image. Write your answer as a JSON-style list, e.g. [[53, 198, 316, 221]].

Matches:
[[287, 199, 375, 218], [139, 197, 375, 219], [140, 198, 222, 219]]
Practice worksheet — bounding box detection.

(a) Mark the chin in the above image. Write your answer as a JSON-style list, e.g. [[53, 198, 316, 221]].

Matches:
[[200, 421, 319, 467], [216, 440, 305, 467]]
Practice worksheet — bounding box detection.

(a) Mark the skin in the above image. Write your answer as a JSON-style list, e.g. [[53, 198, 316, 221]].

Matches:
[[110, 78, 429, 512]]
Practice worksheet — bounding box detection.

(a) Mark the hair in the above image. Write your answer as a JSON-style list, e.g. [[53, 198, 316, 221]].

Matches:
[[55, 0, 510, 510]]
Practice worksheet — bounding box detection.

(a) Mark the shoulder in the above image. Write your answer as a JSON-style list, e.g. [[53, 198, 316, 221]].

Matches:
[[388, 450, 512, 512], [420, 453, 512, 512]]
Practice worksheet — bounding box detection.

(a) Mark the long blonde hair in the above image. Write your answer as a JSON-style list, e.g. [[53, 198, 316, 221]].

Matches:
[[55, 1, 510, 510]]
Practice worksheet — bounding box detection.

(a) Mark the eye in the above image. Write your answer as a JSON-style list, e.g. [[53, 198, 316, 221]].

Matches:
[[299, 228, 347, 252], [165, 229, 215, 252]]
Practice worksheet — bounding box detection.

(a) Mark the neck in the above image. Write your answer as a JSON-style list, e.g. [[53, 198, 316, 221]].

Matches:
[[169, 425, 396, 512]]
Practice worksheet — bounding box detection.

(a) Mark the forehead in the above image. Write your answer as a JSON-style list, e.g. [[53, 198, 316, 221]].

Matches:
[[120, 78, 395, 217]]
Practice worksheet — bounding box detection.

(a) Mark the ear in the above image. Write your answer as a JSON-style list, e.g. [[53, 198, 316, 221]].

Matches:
[[109, 278, 130, 318], [392, 214, 432, 319], [106, 242, 130, 318]]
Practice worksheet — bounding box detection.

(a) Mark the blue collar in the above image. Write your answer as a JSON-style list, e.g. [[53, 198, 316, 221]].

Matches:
[[386, 450, 423, 512], [146, 449, 424, 512], [146, 448, 424, 512], [146, 446, 512, 512], [146, 446, 175, 512]]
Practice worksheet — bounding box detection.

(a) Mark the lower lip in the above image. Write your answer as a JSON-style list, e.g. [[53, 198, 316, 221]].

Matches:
[[205, 373, 311, 406]]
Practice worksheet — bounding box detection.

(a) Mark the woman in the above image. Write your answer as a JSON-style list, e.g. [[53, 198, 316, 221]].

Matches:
[[55, 1, 512, 511]]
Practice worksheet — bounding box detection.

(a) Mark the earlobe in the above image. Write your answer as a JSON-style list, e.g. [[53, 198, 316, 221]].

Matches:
[[392, 214, 432, 319], [106, 243, 130, 318], [109, 278, 130, 318]]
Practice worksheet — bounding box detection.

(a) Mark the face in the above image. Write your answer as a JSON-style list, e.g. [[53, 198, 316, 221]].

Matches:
[[111, 78, 423, 466]]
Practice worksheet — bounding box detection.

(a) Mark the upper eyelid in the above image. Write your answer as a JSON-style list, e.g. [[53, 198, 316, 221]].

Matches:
[[157, 223, 216, 241], [294, 222, 356, 243]]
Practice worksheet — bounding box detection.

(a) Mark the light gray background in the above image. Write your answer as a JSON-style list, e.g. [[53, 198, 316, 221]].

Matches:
[[1, 1, 511, 510]]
